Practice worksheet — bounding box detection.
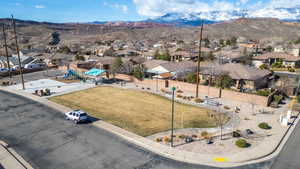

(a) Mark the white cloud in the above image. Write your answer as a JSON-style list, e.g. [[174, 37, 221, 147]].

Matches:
[[247, 0, 264, 10], [113, 4, 128, 13], [133, 0, 300, 17], [212, 1, 235, 11], [103, 2, 128, 13], [267, 0, 300, 8], [35, 5, 45, 9], [239, 0, 249, 4], [133, 0, 236, 17], [15, 3, 21, 6], [122, 5, 128, 13]]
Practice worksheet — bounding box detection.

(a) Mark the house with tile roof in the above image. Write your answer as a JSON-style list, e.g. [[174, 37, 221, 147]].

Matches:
[[200, 63, 272, 91], [146, 61, 197, 79], [252, 52, 300, 68], [274, 44, 300, 57], [0, 48, 35, 69]]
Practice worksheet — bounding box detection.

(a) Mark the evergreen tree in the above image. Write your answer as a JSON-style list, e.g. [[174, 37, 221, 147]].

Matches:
[[112, 57, 123, 78]]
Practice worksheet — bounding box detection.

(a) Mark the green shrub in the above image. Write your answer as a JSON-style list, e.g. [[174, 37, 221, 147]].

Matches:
[[194, 98, 204, 103], [273, 95, 283, 104], [185, 73, 197, 83], [288, 67, 295, 72], [256, 89, 271, 97], [178, 134, 186, 139], [259, 64, 268, 70], [224, 106, 230, 110], [177, 90, 184, 93], [177, 94, 183, 98], [202, 80, 209, 86], [201, 131, 209, 138], [155, 137, 162, 142], [297, 96, 300, 103], [271, 62, 283, 68], [258, 122, 271, 129], [183, 96, 189, 100], [235, 139, 250, 148]]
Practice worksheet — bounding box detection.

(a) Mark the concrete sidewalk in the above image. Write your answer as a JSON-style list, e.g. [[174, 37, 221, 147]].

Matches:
[[1, 86, 299, 168], [0, 141, 33, 169]]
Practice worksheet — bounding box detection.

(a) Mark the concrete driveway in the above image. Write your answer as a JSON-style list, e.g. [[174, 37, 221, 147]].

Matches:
[[0, 91, 273, 169]]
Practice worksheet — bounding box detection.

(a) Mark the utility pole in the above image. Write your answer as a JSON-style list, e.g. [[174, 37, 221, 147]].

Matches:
[[2, 24, 12, 80], [11, 15, 25, 90], [296, 77, 300, 96], [196, 20, 204, 98]]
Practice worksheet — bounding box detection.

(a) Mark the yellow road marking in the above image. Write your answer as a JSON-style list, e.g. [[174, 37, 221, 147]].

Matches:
[[214, 157, 228, 162]]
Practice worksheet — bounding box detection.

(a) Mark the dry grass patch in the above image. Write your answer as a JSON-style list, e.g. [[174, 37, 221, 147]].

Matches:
[[49, 86, 229, 136]]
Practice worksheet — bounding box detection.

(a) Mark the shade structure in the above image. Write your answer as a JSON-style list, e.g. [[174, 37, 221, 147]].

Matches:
[[84, 68, 106, 77]]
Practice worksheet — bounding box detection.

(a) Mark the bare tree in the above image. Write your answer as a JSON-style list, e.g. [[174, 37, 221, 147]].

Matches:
[[213, 109, 227, 140], [277, 76, 296, 96]]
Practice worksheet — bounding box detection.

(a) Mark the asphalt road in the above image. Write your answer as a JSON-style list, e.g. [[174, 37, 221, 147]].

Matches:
[[0, 91, 273, 169], [270, 114, 300, 169]]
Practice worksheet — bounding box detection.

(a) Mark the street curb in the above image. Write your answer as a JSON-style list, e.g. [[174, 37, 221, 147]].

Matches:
[[0, 141, 34, 169], [1, 87, 299, 168]]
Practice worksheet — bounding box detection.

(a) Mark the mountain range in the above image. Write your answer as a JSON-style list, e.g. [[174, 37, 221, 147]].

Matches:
[[146, 7, 300, 26]]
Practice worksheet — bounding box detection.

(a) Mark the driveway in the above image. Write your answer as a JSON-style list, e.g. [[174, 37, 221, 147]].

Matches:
[[0, 90, 273, 169]]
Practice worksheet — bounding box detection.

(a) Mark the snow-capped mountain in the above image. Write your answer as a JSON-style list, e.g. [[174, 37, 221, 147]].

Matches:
[[148, 7, 300, 26]]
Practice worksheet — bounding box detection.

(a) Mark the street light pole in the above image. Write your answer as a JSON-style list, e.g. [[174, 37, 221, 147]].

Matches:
[[156, 71, 158, 92], [171, 86, 176, 147]]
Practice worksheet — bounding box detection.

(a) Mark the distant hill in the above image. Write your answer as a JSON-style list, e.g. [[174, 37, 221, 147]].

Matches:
[[1, 18, 300, 51]]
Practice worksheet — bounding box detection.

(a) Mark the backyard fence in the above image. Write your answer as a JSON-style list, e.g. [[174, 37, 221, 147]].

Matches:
[[116, 74, 269, 107]]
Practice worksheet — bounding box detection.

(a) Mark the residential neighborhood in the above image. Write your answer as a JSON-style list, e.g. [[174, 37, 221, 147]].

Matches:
[[1, 1, 300, 169]]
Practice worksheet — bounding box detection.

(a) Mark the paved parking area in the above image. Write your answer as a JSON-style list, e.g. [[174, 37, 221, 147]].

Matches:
[[0, 69, 64, 84], [7, 79, 95, 96], [0, 90, 274, 169]]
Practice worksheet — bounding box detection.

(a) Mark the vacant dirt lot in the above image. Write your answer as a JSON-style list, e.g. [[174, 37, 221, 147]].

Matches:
[[49, 86, 228, 136]]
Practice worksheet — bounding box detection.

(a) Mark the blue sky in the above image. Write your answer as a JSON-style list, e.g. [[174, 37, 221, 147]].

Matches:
[[0, 0, 299, 22]]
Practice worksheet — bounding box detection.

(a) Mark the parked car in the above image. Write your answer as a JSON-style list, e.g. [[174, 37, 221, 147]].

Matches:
[[0, 68, 8, 72], [246, 129, 254, 135], [65, 110, 88, 124], [185, 137, 194, 143], [24, 63, 46, 69]]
